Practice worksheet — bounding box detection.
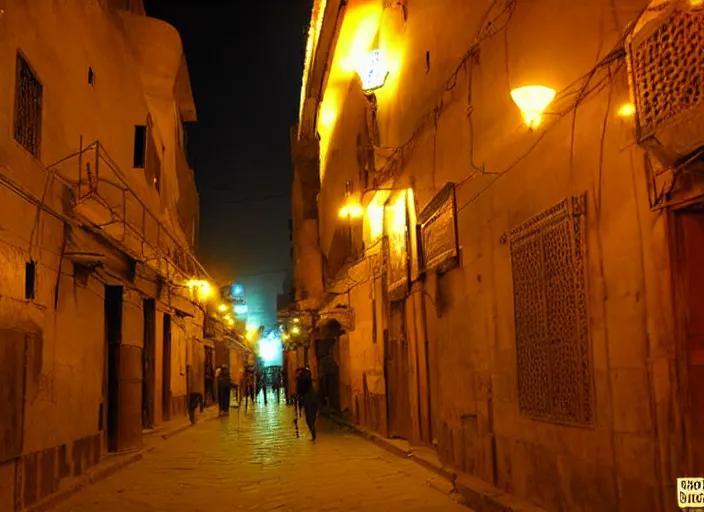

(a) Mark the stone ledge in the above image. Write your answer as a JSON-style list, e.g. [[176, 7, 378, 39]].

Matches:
[[323, 413, 547, 512]]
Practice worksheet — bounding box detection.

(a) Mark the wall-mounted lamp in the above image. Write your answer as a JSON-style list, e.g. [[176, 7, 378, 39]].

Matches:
[[358, 49, 389, 93], [617, 103, 636, 117], [187, 279, 213, 301], [510, 85, 556, 130], [339, 202, 365, 218]]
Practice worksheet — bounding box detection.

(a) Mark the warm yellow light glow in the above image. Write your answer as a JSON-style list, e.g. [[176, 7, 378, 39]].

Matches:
[[319, 102, 337, 129], [340, 8, 381, 75], [218, 304, 227, 312], [224, 315, 232, 321], [317, 2, 383, 183], [366, 190, 390, 242], [292, 317, 300, 323], [282, 333, 290, 341], [388, 192, 407, 231], [357, 49, 388, 92], [317, 87, 340, 182], [291, 326, 301, 335], [298, 0, 328, 137], [227, 318, 234, 326], [618, 103, 636, 117], [691, 0, 703, 8], [510, 86, 556, 129], [186, 279, 213, 301], [339, 202, 365, 219], [246, 331, 255, 341]]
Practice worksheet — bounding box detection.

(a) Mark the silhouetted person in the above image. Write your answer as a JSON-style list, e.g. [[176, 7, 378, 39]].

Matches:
[[218, 364, 231, 415], [295, 367, 317, 440], [295, 367, 312, 417]]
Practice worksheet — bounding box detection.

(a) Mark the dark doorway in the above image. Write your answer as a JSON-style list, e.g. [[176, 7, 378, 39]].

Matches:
[[674, 211, 704, 476], [316, 338, 340, 412], [385, 300, 412, 440], [162, 313, 172, 421], [142, 299, 156, 429], [104, 285, 123, 452], [204, 346, 215, 405]]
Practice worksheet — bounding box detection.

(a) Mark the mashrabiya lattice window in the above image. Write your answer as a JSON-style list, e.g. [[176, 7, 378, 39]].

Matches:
[[507, 194, 593, 426], [14, 53, 43, 158]]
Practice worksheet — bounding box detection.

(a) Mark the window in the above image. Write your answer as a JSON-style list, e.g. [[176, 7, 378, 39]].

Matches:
[[133, 125, 146, 168], [25, 261, 36, 300], [507, 194, 593, 426], [14, 53, 43, 157]]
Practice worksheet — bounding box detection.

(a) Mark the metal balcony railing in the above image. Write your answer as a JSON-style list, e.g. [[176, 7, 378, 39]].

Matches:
[[46, 140, 208, 285]]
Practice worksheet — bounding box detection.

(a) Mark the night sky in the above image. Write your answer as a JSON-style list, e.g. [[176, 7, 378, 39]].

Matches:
[[143, 1, 312, 326]]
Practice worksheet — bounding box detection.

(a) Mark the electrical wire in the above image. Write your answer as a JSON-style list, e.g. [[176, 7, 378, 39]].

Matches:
[[370, 0, 518, 183]]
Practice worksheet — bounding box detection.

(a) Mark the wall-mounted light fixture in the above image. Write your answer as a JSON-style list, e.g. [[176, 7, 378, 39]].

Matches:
[[358, 49, 389, 93], [340, 180, 365, 219], [187, 279, 213, 301], [510, 85, 556, 130], [339, 202, 365, 218], [617, 103, 636, 117]]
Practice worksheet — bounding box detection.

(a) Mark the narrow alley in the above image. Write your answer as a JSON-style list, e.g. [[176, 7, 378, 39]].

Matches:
[[54, 399, 468, 512]]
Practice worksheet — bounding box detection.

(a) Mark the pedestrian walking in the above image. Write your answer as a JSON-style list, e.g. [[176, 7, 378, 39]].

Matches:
[[295, 366, 317, 440], [302, 386, 319, 441], [295, 366, 312, 417], [217, 364, 232, 415]]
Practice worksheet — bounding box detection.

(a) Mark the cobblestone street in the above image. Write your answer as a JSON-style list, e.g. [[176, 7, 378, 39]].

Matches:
[[55, 398, 469, 511]]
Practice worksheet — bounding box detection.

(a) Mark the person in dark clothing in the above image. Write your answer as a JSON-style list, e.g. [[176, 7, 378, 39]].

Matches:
[[295, 367, 317, 440], [295, 367, 312, 417], [302, 387, 319, 441], [218, 365, 232, 415]]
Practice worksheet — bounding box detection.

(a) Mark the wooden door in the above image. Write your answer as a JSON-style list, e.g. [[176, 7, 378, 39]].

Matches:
[[385, 301, 412, 440], [675, 211, 704, 476]]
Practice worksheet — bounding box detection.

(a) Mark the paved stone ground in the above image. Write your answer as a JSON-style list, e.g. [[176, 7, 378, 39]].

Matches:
[[55, 395, 470, 511]]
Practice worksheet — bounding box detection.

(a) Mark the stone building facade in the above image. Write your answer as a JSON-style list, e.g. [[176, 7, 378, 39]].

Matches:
[[290, 0, 704, 510], [0, 0, 210, 509]]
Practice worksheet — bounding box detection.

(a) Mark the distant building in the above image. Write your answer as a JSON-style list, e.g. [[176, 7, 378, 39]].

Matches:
[[0, 1, 211, 508]]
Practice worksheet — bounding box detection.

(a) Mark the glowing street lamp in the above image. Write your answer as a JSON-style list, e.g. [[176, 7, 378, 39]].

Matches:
[[617, 103, 635, 117], [218, 304, 228, 312], [358, 49, 389, 93], [510, 85, 556, 130], [186, 279, 213, 301], [291, 326, 301, 335], [339, 202, 364, 219]]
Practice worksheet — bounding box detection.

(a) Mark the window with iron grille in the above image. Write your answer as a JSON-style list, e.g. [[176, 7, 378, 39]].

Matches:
[[14, 53, 43, 157], [507, 194, 593, 426]]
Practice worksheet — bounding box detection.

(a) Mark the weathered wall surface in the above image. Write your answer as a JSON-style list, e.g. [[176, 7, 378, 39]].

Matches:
[[0, 1, 206, 509], [300, 0, 683, 510]]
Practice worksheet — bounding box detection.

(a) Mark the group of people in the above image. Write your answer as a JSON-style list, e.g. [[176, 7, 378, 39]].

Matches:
[[203, 362, 320, 442], [212, 361, 285, 415]]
